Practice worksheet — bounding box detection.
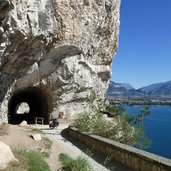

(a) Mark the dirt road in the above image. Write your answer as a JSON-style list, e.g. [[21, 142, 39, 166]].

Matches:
[[33, 124, 111, 171]]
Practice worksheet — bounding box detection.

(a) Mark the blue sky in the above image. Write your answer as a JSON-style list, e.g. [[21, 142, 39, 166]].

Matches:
[[111, 0, 171, 89]]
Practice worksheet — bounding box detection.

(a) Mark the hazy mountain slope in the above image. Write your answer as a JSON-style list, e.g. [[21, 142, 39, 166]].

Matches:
[[107, 81, 128, 96], [139, 81, 171, 93], [107, 80, 171, 98], [120, 83, 134, 90], [148, 82, 171, 97]]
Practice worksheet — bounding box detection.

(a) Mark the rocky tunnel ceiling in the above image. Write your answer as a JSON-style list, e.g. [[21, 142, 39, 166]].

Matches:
[[8, 87, 49, 124]]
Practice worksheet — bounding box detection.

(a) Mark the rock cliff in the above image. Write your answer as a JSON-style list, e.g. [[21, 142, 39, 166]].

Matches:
[[0, 0, 120, 124]]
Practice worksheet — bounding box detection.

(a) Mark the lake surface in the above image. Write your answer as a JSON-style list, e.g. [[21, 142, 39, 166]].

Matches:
[[124, 105, 171, 159]]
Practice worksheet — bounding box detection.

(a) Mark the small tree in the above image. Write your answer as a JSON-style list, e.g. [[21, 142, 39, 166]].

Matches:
[[140, 106, 151, 117]]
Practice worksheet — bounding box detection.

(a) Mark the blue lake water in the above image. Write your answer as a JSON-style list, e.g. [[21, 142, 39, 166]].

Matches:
[[124, 105, 171, 159]]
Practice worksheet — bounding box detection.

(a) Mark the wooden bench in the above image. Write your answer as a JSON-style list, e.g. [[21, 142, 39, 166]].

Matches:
[[35, 117, 44, 125]]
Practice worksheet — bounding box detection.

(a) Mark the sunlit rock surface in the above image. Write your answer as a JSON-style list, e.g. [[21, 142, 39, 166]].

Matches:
[[0, 0, 120, 123]]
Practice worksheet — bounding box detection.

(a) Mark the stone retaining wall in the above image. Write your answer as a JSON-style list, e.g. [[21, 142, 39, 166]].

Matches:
[[68, 127, 171, 171]]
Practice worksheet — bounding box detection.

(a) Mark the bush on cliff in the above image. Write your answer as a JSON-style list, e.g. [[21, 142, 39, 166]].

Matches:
[[73, 92, 150, 148]]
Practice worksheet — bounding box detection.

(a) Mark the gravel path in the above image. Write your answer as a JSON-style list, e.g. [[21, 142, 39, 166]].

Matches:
[[32, 123, 130, 171], [32, 124, 110, 171]]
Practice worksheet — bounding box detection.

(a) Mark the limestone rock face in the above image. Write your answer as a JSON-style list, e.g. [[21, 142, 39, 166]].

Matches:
[[0, 0, 120, 123], [0, 141, 18, 170]]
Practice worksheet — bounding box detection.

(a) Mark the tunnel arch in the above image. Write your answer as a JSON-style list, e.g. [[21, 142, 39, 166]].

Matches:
[[8, 87, 50, 124]]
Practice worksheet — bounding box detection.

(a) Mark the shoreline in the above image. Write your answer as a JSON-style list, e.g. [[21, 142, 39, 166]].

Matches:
[[108, 99, 171, 106]]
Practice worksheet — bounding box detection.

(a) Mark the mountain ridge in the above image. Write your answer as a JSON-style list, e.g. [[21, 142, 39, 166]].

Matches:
[[107, 80, 171, 98], [138, 80, 171, 92]]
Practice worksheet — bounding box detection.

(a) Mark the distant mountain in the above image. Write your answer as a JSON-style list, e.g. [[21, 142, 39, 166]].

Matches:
[[138, 80, 171, 97], [107, 80, 171, 99], [147, 81, 171, 97], [107, 81, 128, 97], [107, 81, 142, 97], [120, 83, 134, 90], [138, 80, 171, 93]]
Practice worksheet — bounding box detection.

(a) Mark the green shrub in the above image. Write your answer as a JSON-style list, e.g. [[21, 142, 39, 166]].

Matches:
[[59, 153, 90, 171], [73, 110, 137, 145], [105, 105, 123, 115], [140, 106, 151, 116], [14, 149, 50, 171], [73, 92, 150, 148], [73, 112, 92, 132]]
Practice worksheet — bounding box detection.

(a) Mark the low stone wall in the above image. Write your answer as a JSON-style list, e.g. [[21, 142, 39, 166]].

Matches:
[[68, 127, 171, 171]]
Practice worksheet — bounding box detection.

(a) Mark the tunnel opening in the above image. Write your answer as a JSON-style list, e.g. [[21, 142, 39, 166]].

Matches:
[[8, 87, 50, 124]]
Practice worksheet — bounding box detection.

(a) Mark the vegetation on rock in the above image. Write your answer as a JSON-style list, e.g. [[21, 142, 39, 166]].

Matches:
[[73, 92, 151, 148]]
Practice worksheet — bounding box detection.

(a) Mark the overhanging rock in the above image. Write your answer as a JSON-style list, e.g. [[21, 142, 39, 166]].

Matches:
[[0, 0, 120, 124]]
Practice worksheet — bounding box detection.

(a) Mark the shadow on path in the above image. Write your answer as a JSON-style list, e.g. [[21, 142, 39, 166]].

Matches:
[[61, 128, 131, 171]]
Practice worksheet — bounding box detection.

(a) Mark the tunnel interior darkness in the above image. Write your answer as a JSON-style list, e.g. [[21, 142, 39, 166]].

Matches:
[[8, 87, 49, 124]]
